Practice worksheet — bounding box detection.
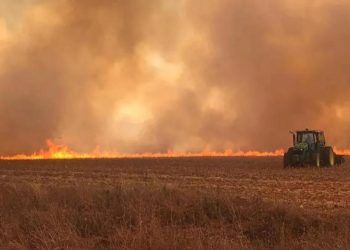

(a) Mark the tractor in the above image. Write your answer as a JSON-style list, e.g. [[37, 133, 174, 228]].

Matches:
[[284, 129, 345, 168]]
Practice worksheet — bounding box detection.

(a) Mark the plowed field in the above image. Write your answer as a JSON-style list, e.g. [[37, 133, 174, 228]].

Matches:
[[1, 157, 349, 214]]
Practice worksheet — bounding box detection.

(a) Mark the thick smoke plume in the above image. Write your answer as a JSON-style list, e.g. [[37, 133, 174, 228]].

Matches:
[[0, 0, 350, 154]]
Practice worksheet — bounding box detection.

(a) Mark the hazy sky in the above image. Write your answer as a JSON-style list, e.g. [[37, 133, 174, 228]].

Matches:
[[1, 0, 350, 154], [0, 0, 37, 27]]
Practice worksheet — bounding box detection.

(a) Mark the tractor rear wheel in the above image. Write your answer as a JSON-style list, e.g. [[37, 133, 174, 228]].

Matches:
[[283, 148, 293, 168], [283, 153, 291, 168], [312, 152, 321, 167], [323, 147, 335, 167]]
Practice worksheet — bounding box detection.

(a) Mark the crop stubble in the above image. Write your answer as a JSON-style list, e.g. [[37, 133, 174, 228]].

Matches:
[[0, 157, 349, 214]]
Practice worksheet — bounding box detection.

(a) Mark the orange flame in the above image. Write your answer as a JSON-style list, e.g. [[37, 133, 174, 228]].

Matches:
[[334, 148, 350, 156], [0, 140, 287, 160]]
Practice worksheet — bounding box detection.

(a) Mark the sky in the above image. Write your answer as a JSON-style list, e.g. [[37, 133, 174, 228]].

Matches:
[[0, 0, 350, 154]]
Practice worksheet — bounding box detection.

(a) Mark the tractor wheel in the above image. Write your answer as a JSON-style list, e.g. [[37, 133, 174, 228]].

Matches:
[[312, 152, 321, 167], [283, 153, 291, 168], [323, 147, 335, 167]]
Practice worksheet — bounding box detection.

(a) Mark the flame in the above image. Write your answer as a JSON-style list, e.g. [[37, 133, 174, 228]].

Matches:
[[1, 140, 349, 160], [0, 140, 287, 160], [334, 148, 350, 156]]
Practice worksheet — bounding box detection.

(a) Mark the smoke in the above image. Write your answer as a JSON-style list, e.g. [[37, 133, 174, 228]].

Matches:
[[0, 0, 350, 154]]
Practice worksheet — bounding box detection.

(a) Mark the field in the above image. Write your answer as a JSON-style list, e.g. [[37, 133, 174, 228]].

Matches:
[[0, 157, 349, 249]]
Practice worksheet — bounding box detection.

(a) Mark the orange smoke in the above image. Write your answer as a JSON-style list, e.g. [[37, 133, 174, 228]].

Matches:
[[0, 140, 285, 160]]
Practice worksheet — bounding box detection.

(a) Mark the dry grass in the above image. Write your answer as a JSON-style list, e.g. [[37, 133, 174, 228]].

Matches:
[[0, 157, 349, 249]]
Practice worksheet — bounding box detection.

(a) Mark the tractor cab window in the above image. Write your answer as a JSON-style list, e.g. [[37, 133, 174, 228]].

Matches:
[[297, 133, 315, 144], [318, 133, 325, 145]]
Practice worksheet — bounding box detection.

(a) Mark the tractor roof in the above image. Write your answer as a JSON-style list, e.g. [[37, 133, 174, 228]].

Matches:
[[296, 129, 323, 134]]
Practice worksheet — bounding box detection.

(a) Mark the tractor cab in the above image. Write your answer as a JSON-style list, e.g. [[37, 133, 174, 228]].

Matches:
[[297, 131, 316, 144], [292, 130, 325, 147]]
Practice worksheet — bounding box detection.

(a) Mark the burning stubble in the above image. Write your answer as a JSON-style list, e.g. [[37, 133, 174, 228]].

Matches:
[[1, 0, 350, 155]]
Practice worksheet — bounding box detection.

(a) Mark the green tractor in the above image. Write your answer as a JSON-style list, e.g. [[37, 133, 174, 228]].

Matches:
[[284, 129, 345, 168]]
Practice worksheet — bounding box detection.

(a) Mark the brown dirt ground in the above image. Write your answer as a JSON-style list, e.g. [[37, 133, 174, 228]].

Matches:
[[0, 157, 349, 215]]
